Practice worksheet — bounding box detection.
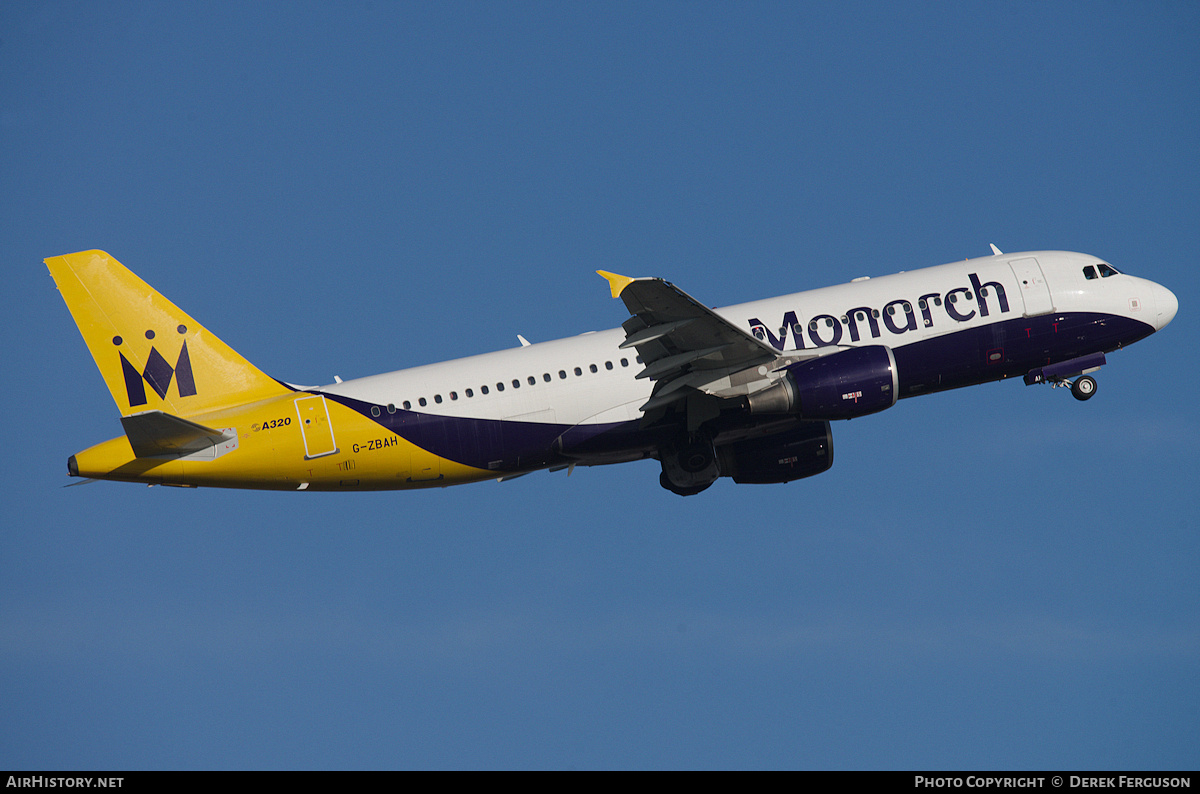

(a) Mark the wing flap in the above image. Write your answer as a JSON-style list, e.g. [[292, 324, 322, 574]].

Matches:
[[635, 344, 733, 380], [619, 318, 698, 349]]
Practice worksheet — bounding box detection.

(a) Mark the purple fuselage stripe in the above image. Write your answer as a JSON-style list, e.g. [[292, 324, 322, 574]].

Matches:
[[892, 311, 1153, 396], [327, 311, 1154, 471]]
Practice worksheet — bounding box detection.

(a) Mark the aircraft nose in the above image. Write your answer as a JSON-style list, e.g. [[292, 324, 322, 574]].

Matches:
[[1153, 282, 1178, 330]]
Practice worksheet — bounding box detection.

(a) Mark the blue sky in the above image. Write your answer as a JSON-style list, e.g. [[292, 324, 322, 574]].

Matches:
[[2, 1, 1197, 769]]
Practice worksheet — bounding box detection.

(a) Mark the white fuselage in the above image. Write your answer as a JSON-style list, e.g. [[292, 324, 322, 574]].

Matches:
[[326, 250, 1175, 429]]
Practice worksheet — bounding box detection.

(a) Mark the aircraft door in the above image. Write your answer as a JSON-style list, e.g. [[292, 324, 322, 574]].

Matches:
[[294, 395, 338, 459], [1008, 257, 1055, 317]]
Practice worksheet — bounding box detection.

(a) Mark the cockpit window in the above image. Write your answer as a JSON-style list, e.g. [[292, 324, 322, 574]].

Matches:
[[1083, 265, 1098, 280], [1098, 263, 1120, 278]]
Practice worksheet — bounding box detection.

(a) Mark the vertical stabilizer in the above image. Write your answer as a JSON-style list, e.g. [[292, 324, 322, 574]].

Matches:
[[46, 250, 290, 418]]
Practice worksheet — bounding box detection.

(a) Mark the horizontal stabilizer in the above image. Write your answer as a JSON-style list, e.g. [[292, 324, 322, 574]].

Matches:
[[120, 410, 233, 458]]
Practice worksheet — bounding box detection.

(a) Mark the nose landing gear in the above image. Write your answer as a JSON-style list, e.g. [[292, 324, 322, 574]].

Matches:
[[1036, 374, 1098, 401], [1040, 374, 1097, 400], [1046, 374, 1097, 401], [1023, 353, 1106, 402], [1069, 375, 1097, 401]]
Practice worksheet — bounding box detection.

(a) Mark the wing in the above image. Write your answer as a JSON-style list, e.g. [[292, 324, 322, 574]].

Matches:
[[598, 271, 810, 419]]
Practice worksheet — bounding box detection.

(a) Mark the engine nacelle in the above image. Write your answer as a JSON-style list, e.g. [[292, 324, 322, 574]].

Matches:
[[717, 421, 833, 484], [748, 345, 898, 421]]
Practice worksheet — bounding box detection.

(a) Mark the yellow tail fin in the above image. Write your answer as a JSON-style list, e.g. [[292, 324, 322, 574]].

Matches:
[[46, 250, 290, 418]]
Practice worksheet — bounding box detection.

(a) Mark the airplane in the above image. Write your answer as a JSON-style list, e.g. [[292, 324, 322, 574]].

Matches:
[[47, 247, 1176, 496]]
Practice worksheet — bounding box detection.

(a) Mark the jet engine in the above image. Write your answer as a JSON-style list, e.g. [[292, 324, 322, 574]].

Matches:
[[716, 421, 833, 484], [747, 344, 898, 421]]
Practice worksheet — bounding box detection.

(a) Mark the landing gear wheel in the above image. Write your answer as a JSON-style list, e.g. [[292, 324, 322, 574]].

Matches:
[[659, 471, 712, 497], [679, 443, 715, 473], [1071, 375, 1097, 401]]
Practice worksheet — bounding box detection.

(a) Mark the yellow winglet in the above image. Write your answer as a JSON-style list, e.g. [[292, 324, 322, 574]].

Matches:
[[596, 270, 636, 299]]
